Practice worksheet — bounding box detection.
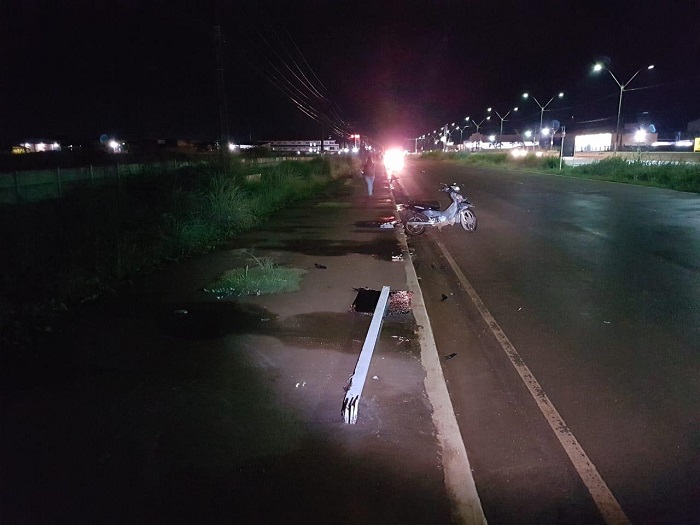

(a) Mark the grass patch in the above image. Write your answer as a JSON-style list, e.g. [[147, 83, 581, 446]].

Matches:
[[550, 157, 700, 192], [419, 150, 700, 193], [205, 254, 306, 297]]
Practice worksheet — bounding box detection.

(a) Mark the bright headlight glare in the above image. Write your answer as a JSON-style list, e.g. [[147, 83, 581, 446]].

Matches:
[[383, 147, 405, 173]]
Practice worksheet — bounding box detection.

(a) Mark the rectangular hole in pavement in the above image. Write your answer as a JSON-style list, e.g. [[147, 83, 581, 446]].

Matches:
[[350, 289, 412, 315]]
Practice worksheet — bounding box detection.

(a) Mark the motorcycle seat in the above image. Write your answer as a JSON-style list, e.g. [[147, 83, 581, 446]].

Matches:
[[404, 200, 440, 211]]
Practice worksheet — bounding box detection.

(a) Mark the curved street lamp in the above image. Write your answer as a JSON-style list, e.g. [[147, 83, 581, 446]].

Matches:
[[593, 62, 654, 153], [458, 125, 467, 143], [488, 106, 518, 144], [468, 116, 491, 150], [522, 91, 563, 148]]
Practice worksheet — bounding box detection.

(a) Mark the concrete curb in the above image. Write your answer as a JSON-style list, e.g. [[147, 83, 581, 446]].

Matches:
[[390, 189, 487, 524]]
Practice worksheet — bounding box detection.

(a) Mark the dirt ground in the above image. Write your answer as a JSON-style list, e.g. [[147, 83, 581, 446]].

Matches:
[[0, 176, 455, 524]]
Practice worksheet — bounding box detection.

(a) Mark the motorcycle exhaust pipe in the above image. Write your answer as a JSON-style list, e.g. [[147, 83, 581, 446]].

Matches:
[[405, 220, 433, 226]]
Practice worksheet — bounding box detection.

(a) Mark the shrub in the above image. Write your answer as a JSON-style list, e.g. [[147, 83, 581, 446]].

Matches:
[[1, 157, 337, 351]]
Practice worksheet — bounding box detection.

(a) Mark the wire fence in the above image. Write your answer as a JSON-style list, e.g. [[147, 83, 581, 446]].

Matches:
[[0, 161, 187, 205], [0, 156, 314, 205]]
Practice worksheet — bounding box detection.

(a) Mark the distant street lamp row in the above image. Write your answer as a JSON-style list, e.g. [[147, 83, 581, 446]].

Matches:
[[419, 61, 655, 153]]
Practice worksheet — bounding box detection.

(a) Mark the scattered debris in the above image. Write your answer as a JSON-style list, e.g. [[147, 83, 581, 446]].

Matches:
[[518, 307, 522, 311], [388, 290, 412, 315], [391, 254, 404, 262], [372, 375, 379, 380], [314, 263, 327, 269], [295, 381, 307, 388], [391, 335, 410, 343], [441, 294, 449, 302], [174, 309, 188, 315], [604, 321, 611, 324], [445, 353, 457, 360]]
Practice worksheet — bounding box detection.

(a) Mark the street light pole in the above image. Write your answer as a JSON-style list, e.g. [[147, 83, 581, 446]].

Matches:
[[559, 126, 566, 170], [470, 116, 490, 150], [593, 63, 654, 154], [522, 92, 563, 148], [488, 107, 518, 145]]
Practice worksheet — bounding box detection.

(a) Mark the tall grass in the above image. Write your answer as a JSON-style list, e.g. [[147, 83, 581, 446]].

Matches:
[[0, 157, 340, 348], [420, 151, 509, 165], [558, 157, 700, 192], [419, 150, 700, 192]]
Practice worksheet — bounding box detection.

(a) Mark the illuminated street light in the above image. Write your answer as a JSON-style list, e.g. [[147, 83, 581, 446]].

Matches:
[[470, 116, 491, 150], [593, 62, 655, 153], [488, 106, 518, 143], [460, 117, 474, 143], [522, 91, 564, 148], [457, 125, 467, 143], [635, 129, 647, 151]]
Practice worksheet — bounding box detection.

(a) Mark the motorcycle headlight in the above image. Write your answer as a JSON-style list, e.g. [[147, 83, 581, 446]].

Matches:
[[383, 148, 405, 174]]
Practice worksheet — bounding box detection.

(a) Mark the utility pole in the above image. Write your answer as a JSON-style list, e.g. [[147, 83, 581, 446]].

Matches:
[[559, 126, 566, 170], [320, 100, 326, 155], [213, 22, 230, 150]]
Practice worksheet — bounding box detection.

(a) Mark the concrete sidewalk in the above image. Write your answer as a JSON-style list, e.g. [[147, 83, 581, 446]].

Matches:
[[1, 173, 474, 523]]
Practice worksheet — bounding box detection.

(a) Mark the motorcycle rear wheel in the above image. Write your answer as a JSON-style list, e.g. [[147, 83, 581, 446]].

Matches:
[[459, 209, 477, 231], [404, 212, 428, 236]]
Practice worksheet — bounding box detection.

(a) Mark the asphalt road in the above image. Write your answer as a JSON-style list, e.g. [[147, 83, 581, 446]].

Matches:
[[393, 159, 700, 525]]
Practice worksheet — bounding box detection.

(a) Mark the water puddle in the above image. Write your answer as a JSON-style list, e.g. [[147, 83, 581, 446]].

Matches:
[[159, 301, 277, 340]]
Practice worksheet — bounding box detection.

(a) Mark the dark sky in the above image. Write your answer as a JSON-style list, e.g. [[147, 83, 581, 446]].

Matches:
[[3, 0, 700, 147]]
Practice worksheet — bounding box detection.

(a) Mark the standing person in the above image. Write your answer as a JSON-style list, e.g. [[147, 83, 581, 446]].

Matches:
[[362, 154, 376, 196]]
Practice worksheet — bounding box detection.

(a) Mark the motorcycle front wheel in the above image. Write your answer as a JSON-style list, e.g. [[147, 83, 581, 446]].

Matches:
[[459, 209, 477, 231], [404, 212, 428, 236]]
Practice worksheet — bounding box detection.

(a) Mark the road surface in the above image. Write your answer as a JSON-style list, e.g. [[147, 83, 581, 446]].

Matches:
[[393, 160, 700, 525]]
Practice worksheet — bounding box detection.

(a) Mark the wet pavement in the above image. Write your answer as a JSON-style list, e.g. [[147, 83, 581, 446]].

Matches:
[[0, 174, 456, 523]]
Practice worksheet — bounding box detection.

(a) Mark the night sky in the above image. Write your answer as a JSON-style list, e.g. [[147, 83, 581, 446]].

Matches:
[[3, 0, 700, 147]]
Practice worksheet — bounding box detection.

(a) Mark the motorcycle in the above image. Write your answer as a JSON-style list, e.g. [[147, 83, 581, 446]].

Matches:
[[399, 183, 477, 236]]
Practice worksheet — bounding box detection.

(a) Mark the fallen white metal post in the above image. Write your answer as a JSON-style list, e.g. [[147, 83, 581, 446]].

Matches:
[[342, 286, 390, 424]]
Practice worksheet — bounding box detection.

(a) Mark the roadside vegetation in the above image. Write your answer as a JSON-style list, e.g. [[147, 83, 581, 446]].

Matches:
[[0, 155, 357, 349], [205, 251, 306, 297], [419, 151, 700, 193]]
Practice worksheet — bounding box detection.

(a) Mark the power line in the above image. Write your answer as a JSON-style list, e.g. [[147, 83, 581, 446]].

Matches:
[[227, 7, 349, 139]]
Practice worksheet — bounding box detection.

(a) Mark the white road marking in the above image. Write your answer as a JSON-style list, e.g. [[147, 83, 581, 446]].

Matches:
[[434, 239, 631, 525]]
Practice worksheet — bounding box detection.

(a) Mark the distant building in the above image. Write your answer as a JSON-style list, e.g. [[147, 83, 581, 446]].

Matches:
[[266, 139, 340, 154], [12, 140, 61, 154], [688, 118, 700, 135]]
